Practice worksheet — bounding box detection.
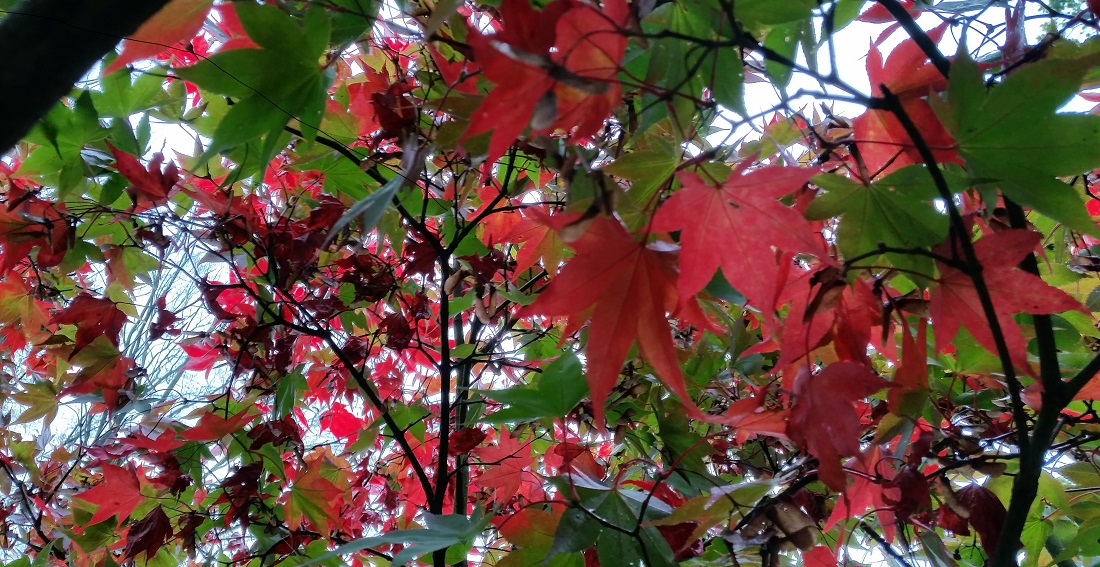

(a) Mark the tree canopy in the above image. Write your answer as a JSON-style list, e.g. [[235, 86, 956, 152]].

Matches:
[[1, 1, 1100, 566]]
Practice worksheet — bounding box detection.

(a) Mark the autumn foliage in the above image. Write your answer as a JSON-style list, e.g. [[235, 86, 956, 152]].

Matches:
[[2, 1, 1100, 567]]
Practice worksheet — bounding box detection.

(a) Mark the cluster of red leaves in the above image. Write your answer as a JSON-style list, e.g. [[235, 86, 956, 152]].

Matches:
[[462, 0, 630, 163]]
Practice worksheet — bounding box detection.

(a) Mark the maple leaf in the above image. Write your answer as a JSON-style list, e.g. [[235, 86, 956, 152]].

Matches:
[[942, 484, 1008, 555], [149, 295, 180, 341], [0, 186, 71, 274], [0, 277, 51, 344], [119, 430, 185, 454], [502, 206, 578, 278], [121, 506, 172, 561], [825, 446, 899, 541], [104, 0, 213, 74], [496, 506, 564, 567], [49, 294, 128, 353], [889, 320, 929, 415], [106, 142, 181, 211], [320, 402, 366, 438], [75, 463, 146, 526], [852, 26, 957, 176], [803, 546, 838, 567], [476, 434, 535, 504], [930, 230, 1086, 371], [61, 355, 137, 411], [522, 216, 694, 427], [755, 266, 880, 369], [462, 0, 629, 164], [651, 166, 825, 316], [284, 449, 350, 531], [448, 427, 488, 455], [180, 408, 257, 441], [710, 397, 789, 444], [788, 363, 887, 491]]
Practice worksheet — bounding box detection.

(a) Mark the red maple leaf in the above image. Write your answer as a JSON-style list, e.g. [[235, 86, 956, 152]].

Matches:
[[462, 0, 629, 164], [118, 430, 185, 454], [825, 446, 899, 541], [148, 295, 180, 341], [851, 25, 958, 176], [448, 427, 488, 455], [651, 166, 825, 316], [107, 142, 181, 211], [320, 402, 366, 439], [522, 216, 694, 427], [502, 206, 579, 278], [0, 185, 70, 274], [859, 0, 921, 23], [60, 355, 137, 411], [180, 408, 257, 441], [889, 319, 929, 414], [75, 463, 146, 526], [49, 294, 128, 353], [930, 230, 1086, 371], [476, 434, 535, 504], [940, 484, 1008, 555], [803, 546, 839, 567], [788, 363, 887, 491], [103, 0, 212, 74]]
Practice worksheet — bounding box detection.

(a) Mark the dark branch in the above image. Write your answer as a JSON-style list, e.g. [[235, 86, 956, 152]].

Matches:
[[0, 0, 172, 153]]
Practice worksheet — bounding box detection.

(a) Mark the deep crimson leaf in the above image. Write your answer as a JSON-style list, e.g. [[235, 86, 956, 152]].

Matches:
[[789, 363, 887, 491], [121, 506, 173, 561], [49, 294, 127, 353], [938, 500, 970, 536], [449, 427, 488, 455], [380, 313, 413, 350], [106, 142, 181, 210], [955, 484, 1008, 555], [885, 466, 932, 521], [74, 463, 145, 526], [149, 295, 180, 341]]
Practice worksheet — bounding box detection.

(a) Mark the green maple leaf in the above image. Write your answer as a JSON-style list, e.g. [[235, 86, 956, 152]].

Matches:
[[940, 45, 1100, 234]]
